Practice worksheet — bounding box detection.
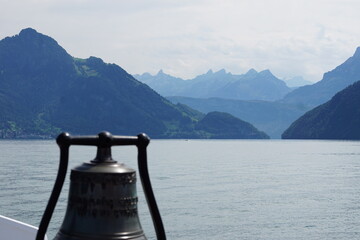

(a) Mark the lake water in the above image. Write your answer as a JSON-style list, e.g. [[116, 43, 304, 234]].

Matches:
[[1, 139, 360, 239]]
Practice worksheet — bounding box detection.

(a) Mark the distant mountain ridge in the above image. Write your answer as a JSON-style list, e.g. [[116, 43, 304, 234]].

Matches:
[[168, 96, 306, 139], [0, 28, 268, 139], [134, 68, 292, 101], [282, 80, 360, 139], [135, 46, 360, 140], [282, 47, 360, 108], [283, 76, 312, 88], [4, 28, 358, 139]]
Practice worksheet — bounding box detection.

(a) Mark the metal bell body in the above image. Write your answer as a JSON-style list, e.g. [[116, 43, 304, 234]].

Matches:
[[54, 147, 146, 240]]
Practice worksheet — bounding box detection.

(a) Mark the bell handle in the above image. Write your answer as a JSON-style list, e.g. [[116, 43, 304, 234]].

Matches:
[[36, 132, 71, 240], [137, 133, 166, 240], [60, 131, 140, 147]]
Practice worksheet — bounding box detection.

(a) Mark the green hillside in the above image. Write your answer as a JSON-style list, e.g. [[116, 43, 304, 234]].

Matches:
[[282, 81, 360, 139], [0, 28, 268, 139], [196, 111, 269, 139]]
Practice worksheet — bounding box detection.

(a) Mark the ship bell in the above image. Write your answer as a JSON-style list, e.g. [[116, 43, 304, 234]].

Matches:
[[36, 131, 166, 240]]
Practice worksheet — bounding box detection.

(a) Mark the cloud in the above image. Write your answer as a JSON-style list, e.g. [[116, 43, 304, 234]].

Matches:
[[1, 0, 360, 82]]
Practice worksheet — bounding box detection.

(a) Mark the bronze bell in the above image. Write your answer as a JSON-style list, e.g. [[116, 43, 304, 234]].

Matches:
[[36, 131, 166, 240]]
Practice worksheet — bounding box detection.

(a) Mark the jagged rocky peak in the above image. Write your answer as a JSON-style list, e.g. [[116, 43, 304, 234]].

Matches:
[[18, 28, 67, 54], [245, 68, 258, 76], [0, 28, 73, 73], [324, 46, 360, 77], [205, 69, 228, 76], [16, 27, 60, 47], [216, 69, 227, 74], [353, 46, 360, 58], [206, 69, 214, 75], [155, 69, 176, 79], [86, 56, 105, 65], [157, 69, 165, 75], [19, 27, 38, 36], [138, 72, 152, 78], [259, 69, 273, 76]]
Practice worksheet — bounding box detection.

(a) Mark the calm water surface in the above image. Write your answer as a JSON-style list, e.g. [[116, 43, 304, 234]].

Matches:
[[1, 139, 360, 239]]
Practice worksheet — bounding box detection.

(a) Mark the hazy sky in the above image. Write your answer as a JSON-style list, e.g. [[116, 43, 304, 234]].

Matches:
[[1, 0, 360, 82]]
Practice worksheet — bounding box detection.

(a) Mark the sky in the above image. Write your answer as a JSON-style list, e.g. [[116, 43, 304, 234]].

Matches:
[[1, 0, 360, 82]]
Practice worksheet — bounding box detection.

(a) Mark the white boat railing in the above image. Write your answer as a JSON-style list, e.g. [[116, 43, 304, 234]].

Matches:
[[0, 215, 48, 240]]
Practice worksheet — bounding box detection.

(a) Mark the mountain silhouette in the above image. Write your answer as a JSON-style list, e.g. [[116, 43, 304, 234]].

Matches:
[[282, 47, 360, 108], [0, 28, 268, 139], [282, 80, 360, 139], [168, 96, 305, 139], [135, 68, 291, 101]]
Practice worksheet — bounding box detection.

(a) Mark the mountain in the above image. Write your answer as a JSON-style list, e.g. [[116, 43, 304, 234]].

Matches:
[[168, 96, 306, 139], [0, 28, 268, 139], [195, 111, 269, 139], [180, 69, 236, 98], [282, 81, 360, 139], [134, 69, 235, 98], [283, 76, 312, 88], [134, 70, 187, 96], [135, 68, 292, 101], [282, 47, 360, 108], [217, 69, 291, 101]]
